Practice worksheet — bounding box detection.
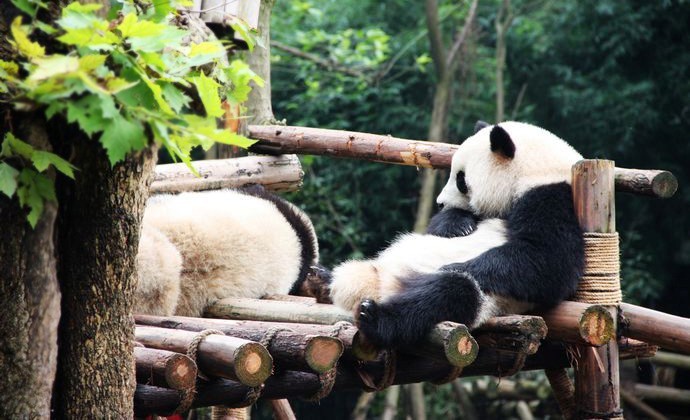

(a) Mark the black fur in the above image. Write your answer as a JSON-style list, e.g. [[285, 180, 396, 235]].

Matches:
[[426, 208, 478, 238], [474, 120, 491, 133], [490, 125, 516, 159], [238, 185, 319, 294], [357, 270, 482, 347], [357, 182, 584, 347]]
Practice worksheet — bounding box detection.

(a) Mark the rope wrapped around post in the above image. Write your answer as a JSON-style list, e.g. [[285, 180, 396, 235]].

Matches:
[[574, 232, 622, 305]]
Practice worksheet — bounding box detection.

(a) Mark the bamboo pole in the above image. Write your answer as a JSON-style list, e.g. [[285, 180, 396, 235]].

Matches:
[[545, 369, 576, 420], [538, 301, 615, 346], [571, 159, 622, 419], [247, 125, 678, 198], [150, 155, 303, 194], [134, 314, 369, 364], [134, 347, 197, 390], [619, 302, 690, 354], [134, 326, 272, 387]]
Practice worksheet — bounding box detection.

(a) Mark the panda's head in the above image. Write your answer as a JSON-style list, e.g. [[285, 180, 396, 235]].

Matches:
[[437, 121, 583, 218]]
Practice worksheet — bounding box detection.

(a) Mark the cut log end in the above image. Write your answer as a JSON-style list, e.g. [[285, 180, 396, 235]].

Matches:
[[166, 353, 198, 390], [234, 343, 273, 387], [351, 332, 380, 361], [304, 336, 344, 373], [651, 171, 678, 198], [579, 306, 615, 346], [435, 322, 479, 367]]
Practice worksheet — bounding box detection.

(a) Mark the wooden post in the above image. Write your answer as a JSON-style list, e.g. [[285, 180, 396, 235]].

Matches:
[[572, 160, 622, 419]]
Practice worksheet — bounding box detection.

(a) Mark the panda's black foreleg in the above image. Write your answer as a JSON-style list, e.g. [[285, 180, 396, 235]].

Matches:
[[357, 270, 482, 348], [426, 208, 478, 238]]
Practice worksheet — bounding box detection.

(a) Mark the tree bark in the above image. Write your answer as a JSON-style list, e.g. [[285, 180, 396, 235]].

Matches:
[[53, 133, 157, 417], [244, 0, 275, 125], [0, 116, 61, 418]]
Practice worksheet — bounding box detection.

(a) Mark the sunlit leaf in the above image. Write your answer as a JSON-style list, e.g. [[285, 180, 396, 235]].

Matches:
[[99, 114, 146, 165], [28, 55, 79, 82], [10, 16, 45, 58], [190, 73, 224, 117]]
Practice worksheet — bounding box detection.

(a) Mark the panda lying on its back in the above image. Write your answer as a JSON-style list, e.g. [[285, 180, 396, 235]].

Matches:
[[135, 186, 320, 317], [330, 121, 585, 348]]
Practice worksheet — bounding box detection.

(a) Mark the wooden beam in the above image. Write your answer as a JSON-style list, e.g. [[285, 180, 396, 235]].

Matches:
[[248, 125, 677, 198], [652, 351, 690, 370], [571, 159, 622, 419], [150, 155, 303, 194], [633, 383, 690, 405], [619, 302, 690, 354], [135, 315, 347, 372], [135, 326, 272, 387], [538, 301, 615, 346], [135, 347, 197, 390]]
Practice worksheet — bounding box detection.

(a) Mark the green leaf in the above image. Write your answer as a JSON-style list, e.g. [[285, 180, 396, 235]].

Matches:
[[189, 41, 223, 57], [0, 162, 19, 197], [225, 60, 263, 104], [99, 115, 146, 165], [11, 0, 40, 15], [31, 151, 76, 178], [17, 169, 55, 228], [4, 132, 35, 159], [79, 54, 107, 72], [190, 73, 224, 117], [28, 55, 79, 82], [117, 13, 163, 38], [66, 96, 106, 136], [57, 28, 118, 49], [161, 83, 191, 113], [10, 16, 45, 57], [133, 68, 174, 115]]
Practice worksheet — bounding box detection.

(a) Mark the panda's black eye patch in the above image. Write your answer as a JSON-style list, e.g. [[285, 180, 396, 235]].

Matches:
[[456, 171, 468, 194]]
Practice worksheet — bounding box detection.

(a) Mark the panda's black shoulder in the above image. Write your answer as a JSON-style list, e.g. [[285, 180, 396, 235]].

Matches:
[[237, 186, 318, 289]]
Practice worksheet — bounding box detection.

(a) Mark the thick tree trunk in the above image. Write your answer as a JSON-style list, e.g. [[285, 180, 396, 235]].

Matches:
[[0, 116, 61, 419], [53, 134, 157, 417]]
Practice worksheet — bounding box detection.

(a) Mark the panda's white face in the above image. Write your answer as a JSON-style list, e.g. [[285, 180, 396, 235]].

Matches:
[[437, 121, 583, 218]]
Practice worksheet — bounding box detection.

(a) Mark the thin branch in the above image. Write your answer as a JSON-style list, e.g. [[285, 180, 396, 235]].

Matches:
[[270, 40, 368, 79], [424, 0, 447, 79], [510, 82, 527, 119], [446, 0, 479, 68]]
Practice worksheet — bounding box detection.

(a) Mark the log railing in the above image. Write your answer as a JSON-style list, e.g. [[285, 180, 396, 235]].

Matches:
[[248, 125, 678, 198]]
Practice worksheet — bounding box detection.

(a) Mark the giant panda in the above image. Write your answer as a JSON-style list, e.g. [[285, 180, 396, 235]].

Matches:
[[329, 121, 585, 348], [134, 185, 320, 317]]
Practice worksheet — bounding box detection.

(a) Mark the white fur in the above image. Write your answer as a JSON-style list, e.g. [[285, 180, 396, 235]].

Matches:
[[332, 121, 582, 324], [330, 219, 508, 312], [437, 121, 583, 218], [136, 189, 309, 317]]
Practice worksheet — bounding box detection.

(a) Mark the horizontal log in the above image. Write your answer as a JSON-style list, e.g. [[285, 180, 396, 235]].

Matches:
[[135, 347, 197, 390], [652, 350, 690, 370], [538, 301, 615, 346], [619, 338, 658, 359], [134, 370, 321, 416], [248, 125, 677, 198], [205, 297, 354, 325], [135, 315, 346, 372], [475, 315, 547, 354], [134, 337, 657, 415], [633, 383, 690, 405], [135, 326, 272, 387], [150, 155, 303, 194], [407, 321, 478, 368], [619, 302, 690, 354], [205, 298, 476, 366]]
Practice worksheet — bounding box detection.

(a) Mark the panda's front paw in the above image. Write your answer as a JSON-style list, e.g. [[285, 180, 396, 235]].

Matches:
[[427, 208, 478, 238]]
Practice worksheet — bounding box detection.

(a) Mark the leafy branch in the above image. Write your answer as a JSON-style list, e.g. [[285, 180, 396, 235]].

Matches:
[[0, 0, 262, 226]]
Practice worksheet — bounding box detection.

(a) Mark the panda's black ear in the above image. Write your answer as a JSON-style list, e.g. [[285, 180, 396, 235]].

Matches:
[[490, 125, 515, 159], [474, 120, 490, 133]]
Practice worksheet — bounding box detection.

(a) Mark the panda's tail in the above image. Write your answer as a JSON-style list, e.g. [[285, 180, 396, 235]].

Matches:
[[289, 264, 333, 304]]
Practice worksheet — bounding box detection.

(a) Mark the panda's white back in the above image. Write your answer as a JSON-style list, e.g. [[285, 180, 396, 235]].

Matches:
[[140, 189, 302, 317]]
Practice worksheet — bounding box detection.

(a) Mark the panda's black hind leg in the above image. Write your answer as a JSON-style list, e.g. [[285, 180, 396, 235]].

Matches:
[[356, 270, 483, 348]]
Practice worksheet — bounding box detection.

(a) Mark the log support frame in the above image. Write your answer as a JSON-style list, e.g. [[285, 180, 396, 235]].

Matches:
[[571, 160, 622, 419]]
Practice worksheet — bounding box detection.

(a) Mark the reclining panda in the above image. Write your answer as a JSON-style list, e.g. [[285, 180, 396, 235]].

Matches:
[[330, 121, 586, 348], [135, 185, 321, 317]]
